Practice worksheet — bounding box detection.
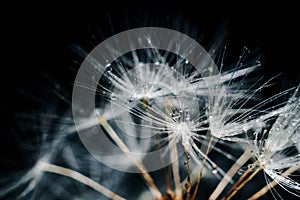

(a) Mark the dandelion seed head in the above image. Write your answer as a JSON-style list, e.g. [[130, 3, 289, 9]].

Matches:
[[169, 121, 198, 148], [205, 65, 264, 141], [247, 87, 300, 196], [265, 90, 300, 152]]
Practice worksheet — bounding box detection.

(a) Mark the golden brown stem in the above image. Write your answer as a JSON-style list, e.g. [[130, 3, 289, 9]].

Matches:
[[191, 136, 214, 200], [222, 161, 258, 200], [40, 162, 125, 200], [98, 116, 163, 200], [225, 166, 262, 200], [209, 151, 251, 200], [184, 148, 191, 200], [169, 138, 183, 200], [142, 98, 174, 198]]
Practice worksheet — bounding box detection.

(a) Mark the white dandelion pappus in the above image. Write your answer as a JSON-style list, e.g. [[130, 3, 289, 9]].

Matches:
[[105, 65, 208, 174], [140, 95, 206, 157], [67, 62, 178, 169], [72, 27, 221, 173], [248, 86, 300, 198], [206, 71, 263, 141], [104, 53, 234, 175], [206, 67, 295, 143], [202, 45, 264, 141]]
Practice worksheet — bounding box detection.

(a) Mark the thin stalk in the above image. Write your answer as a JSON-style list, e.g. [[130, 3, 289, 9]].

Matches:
[[40, 162, 125, 200], [248, 165, 300, 200], [155, 135, 175, 199], [209, 151, 251, 200], [98, 116, 163, 200], [169, 136, 182, 200], [181, 166, 201, 193], [222, 161, 258, 200], [191, 136, 214, 200], [184, 148, 191, 200], [225, 166, 262, 200], [142, 98, 174, 198]]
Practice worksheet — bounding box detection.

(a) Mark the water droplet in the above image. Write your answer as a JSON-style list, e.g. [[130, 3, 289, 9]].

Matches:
[[238, 169, 243, 175], [161, 127, 166, 132], [172, 114, 180, 121], [128, 97, 134, 103], [106, 67, 112, 73], [111, 94, 116, 101]]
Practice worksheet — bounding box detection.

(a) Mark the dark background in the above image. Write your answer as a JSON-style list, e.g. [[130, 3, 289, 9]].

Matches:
[[2, 1, 299, 124], [1, 1, 299, 199]]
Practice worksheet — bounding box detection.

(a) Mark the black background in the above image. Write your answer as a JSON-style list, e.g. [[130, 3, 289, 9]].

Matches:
[[2, 2, 299, 123], [1, 1, 299, 199]]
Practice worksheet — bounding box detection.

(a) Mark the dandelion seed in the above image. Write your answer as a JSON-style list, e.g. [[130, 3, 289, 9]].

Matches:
[[247, 86, 300, 197]]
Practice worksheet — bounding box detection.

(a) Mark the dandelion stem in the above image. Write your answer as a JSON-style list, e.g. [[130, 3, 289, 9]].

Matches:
[[222, 161, 258, 200], [209, 151, 251, 200], [98, 116, 163, 200], [155, 134, 174, 199], [142, 98, 174, 198], [191, 136, 214, 200], [39, 162, 125, 200], [225, 165, 262, 200], [248, 165, 300, 200], [181, 165, 201, 193], [169, 133, 183, 200], [184, 148, 191, 200]]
